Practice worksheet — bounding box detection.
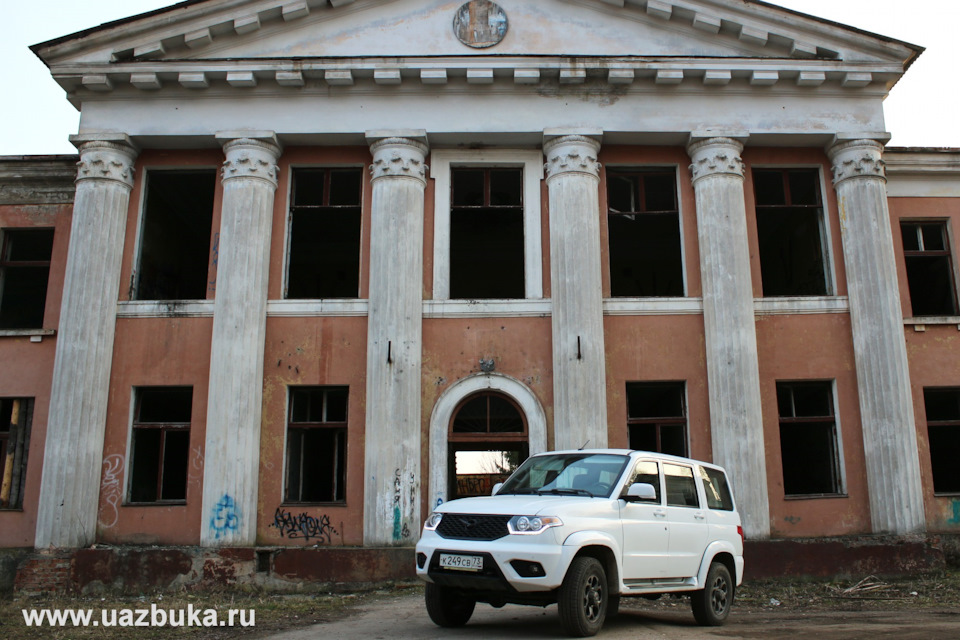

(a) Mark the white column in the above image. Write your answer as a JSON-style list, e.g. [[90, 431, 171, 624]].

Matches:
[[35, 134, 138, 548], [828, 136, 925, 534], [687, 136, 770, 539], [363, 133, 428, 546], [544, 133, 608, 451], [200, 134, 281, 546]]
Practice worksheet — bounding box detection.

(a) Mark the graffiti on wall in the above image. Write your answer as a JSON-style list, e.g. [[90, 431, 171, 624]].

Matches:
[[209, 494, 240, 539], [208, 232, 219, 293], [270, 508, 340, 543], [391, 468, 416, 541], [97, 454, 125, 528], [949, 499, 960, 526]]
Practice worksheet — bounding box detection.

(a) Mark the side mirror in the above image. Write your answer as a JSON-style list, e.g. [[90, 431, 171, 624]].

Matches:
[[491, 482, 504, 496], [623, 482, 658, 503]]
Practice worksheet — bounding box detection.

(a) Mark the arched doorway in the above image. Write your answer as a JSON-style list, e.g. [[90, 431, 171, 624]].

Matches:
[[448, 392, 528, 499], [429, 373, 547, 509]]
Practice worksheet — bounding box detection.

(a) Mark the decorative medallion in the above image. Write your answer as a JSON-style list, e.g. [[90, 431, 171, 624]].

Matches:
[[453, 0, 508, 49]]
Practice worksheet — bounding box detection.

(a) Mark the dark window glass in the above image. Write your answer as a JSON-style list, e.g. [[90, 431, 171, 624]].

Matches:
[[449, 168, 525, 299], [776, 381, 842, 496], [753, 169, 829, 297], [901, 221, 958, 317], [285, 387, 348, 503], [287, 168, 362, 299], [664, 463, 699, 508], [0, 229, 54, 329], [129, 387, 192, 503], [924, 388, 960, 493], [607, 169, 683, 297], [135, 170, 216, 301], [699, 466, 734, 511], [626, 382, 687, 457]]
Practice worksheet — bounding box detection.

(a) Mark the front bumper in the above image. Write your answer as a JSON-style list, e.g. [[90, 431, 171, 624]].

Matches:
[[416, 529, 577, 593]]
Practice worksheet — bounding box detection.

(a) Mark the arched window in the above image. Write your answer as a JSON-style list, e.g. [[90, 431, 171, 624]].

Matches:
[[448, 392, 528, 499]]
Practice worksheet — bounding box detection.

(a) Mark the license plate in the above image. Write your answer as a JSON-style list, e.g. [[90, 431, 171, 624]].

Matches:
[[439, 553, 483, 572]]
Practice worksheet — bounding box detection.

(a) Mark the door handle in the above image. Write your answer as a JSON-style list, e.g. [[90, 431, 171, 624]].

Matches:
[[653, 509, 667, 518], [694, 512, 705, 520]]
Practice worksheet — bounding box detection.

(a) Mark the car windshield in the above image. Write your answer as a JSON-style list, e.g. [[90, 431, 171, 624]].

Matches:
[[497, 453, 629, 498]]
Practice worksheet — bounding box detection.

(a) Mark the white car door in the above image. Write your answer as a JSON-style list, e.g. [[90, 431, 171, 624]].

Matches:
[[619, 459, 671, 579], [662, 462, 709, 578]]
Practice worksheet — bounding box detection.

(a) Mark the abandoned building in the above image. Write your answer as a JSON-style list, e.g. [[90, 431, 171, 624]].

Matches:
[[1, 0, 959, 590]]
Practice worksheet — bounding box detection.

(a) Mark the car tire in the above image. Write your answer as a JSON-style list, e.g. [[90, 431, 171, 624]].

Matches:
[[424, 583, 476, 627], [558, 556, 608, 637], [691, 561, 734, 626]]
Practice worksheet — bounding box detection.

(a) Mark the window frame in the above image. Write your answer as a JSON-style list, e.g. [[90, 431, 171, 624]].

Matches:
[[923, 386, 960, 496], [126, 386, 193, 505], [604, 166, 687, 298], [625, 381, 689, 457], [0, 397, 33, 510], [283, 386, 349, 505], [900, 218, 960, 318], [283, 165, 365, 301], [0, 228, 55, 330], [775, 379, 847, 499], [751, 165, 836, 298], [431, 150, 543, 301]]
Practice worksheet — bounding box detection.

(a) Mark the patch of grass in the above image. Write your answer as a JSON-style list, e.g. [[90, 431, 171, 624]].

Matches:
[[0, 583, 421, 640]]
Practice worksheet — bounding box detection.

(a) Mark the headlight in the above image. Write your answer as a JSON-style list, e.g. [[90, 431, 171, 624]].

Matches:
[[508, 515, 562, 535], [423, 512, 443, 530]]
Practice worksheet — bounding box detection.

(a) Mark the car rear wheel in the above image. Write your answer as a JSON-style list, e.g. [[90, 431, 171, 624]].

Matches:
[[558, 556, 607, 637], [424, 583, 476, 627], [691, 561, 733, 626]]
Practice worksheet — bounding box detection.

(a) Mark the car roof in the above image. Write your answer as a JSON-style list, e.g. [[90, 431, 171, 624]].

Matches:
[[532, 449, 727, 472]]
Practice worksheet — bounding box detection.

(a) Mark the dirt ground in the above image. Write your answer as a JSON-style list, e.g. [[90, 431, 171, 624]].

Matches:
[[2, 571, 959, 639]]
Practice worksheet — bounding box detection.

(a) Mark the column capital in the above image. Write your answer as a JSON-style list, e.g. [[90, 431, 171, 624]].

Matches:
[[217, 132, 282, 188], [686, 137, 745, 183], [70, 134, 138, 189], [827, 137, 887, 186], [542, 134, 602, 181], [368, 135, 429, 184]]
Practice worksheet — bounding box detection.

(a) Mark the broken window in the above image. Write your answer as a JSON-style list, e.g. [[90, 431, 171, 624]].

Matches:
[[924, 387, 960, 494], [0, 229, 54, 329], [286, 168, 362, 299], [128, 387, 192, 503], [753, 169, 830, 296], [606, 169, 683, 296], [626, 382, 687, 456], [285, 387, 347, 503], [449, 392, 528, 499], [135, 170, 216, 301], [0, 398, 33, 509], [776, 381, 842, 496], [901, 221, 958, 317], [450, 168, 524, 299]]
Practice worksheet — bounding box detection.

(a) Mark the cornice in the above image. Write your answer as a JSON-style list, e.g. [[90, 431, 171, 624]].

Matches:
[[0, 157, 78, 205]]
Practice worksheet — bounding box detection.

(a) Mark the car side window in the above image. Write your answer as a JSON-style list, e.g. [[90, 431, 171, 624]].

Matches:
[[625, 460, 661, 503], [664, 463, 700, 508], [699, 465, 735, 511]]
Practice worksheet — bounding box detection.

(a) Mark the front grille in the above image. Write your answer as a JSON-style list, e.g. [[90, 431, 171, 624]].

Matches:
[[436, 514, 511, 540]]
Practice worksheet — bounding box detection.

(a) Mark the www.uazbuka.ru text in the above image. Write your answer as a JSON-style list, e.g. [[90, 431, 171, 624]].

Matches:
[[22, 604, 255, 628]]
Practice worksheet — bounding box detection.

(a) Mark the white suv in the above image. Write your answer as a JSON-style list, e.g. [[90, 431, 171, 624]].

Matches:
[[415, 449, 744, 637]]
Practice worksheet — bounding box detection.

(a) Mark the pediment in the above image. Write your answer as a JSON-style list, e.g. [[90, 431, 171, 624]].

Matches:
[[35, 0, 919, 68]]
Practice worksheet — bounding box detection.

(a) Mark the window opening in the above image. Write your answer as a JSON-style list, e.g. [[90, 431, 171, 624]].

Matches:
[[901, 221, 958, 316], [287, 168, 362, 299], [606, 169, 683, 297], [285, 387, 348, 503], [0, 398, 33, 509], [663, 463, 699, 508], [129, 387, 192, 503], [626, 382, 687, 456], [449, 392, 528, 499], [450, 168, 524, 299], [776, 381, 842, 496], [135, 170, 216, 301], [698, 466, 734, 511], [624, 460, 661, 502], [924, 387, 960, 494], [0, 229, 54, 329], [753, 169, 829, 296]]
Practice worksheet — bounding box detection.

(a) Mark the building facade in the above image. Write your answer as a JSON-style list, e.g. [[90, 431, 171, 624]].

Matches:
[[2, 0, 959, 586]]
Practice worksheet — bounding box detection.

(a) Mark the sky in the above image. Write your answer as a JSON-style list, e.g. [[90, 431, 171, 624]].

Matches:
[[3, 0, 958, 155]]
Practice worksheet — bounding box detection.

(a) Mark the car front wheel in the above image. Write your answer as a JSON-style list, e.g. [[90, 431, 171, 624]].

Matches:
[[424, 583, 476, 627], [691, 561, 733, 626], [558, 556, 608, 637]]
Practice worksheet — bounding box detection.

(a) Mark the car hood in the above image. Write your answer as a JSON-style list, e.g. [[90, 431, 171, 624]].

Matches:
[[434, 494, 599, 516]]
